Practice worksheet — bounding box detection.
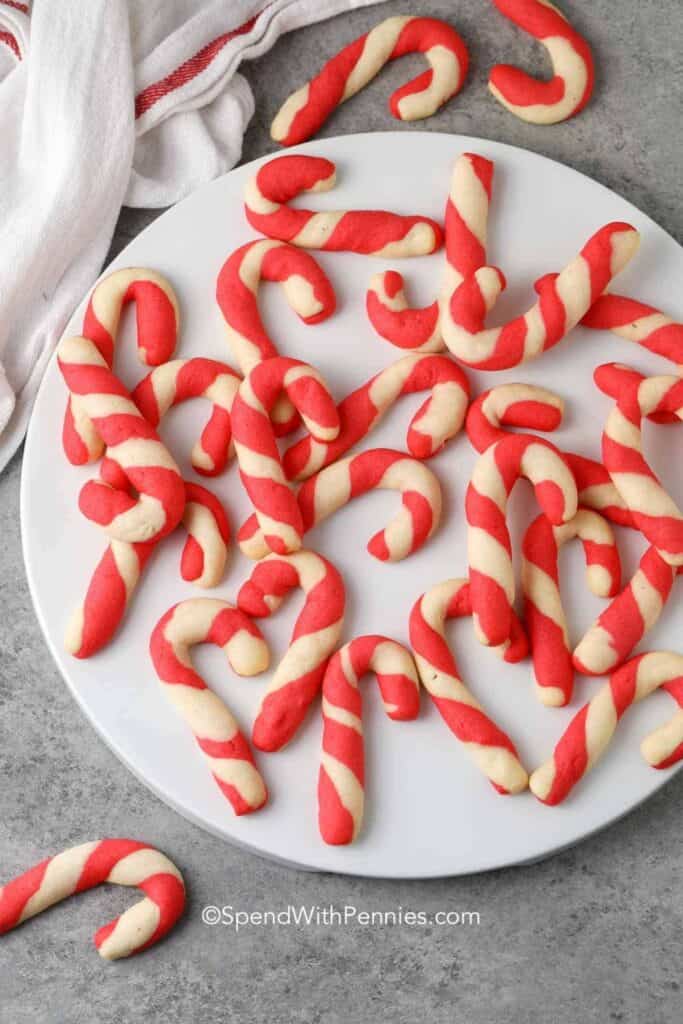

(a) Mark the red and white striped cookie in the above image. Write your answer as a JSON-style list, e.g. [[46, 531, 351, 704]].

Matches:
[[64, 480, 231, 659], [0, 839, 185, 960], [238, 448, 442, 563], [522, 510, 621, 706], [441, 222, 640, 370], [63, 268, 179, 466], [237, 550, 346, 752], [215, 239, 335, 434], [597, 363, 683, 566], [132, 358, 241, 477], [409, 578, 528, 793], [231, 357, 339, 556], [150, 599, 270, 814], [271, 16, 469, 146], [573, 546, 679, 677], [244, 154, 443, 257], [366, 152, 494, 351], [530, 652, 683, 805], [581, 293, 683, 371], [640, 676, 683, 770], [318, 635, 420, 845], [97, 458, 230, 589], [488, 0, 594, 125], [564, 452, 636, 530], [64, 537, 157, 660], [466, 433, 577, 647], [466, 382, 564, 453], [181, 482, 231, 589], [58, 335, 185, 543], [283, 352, 470, 480]]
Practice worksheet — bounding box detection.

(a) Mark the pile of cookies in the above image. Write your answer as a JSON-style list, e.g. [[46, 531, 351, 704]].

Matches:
[[50, 138, 683, 854]]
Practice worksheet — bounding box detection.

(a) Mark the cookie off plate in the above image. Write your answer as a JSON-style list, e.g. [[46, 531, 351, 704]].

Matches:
[[22, 132, 683, 878]]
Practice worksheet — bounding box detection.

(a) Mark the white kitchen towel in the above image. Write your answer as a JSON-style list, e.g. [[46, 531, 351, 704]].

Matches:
[[0, 0, 386, 473]]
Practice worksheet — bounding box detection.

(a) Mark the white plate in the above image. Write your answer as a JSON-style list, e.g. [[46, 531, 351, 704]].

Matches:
[[22, 133, 683, 878]]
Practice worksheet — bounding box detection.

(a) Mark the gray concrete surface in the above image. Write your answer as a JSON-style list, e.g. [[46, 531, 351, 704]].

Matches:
[[1, 2, 682, 1021]]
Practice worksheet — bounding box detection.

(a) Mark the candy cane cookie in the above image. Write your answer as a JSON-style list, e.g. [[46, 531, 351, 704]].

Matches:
[[640, 675, 683, 770], [563, 452, 636, 530], [318, 636, 420, 845], [238, 449, 443, 563], [593, 361, 679, 423], [488, 0, 594, 125], [63, 268, 179, 465], [216, 240, 335, 434], [283, 352, 470, 481], [581, 293, 683, 371], [366, 152, 494, 352], [132, 358, 241, 476], [409, 579, 528, 793], [271, 17, 468, 145], [530, 652, 683, 805], [466, 383, 564, 453], [0, 840, 185, 960], [466, 433, 577, 647], [58, 336, 185, 543], [244, 155, 443, 258], [150, 600, 270, 814], [231, 357, 339, 556], [65, 539, 157, 659], [97, 455, 230, 586], [441, 222, 640, 370], [181, 482, 230, 589], [522, 510, 621, 706], [64, 480, 230, 659], [572, 546, 679, 677], [237, 551, 345, 751], [596, 363, 683, 566]]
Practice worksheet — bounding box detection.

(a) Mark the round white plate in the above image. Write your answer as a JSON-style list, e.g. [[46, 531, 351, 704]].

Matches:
[[22, 133, 683, 878]]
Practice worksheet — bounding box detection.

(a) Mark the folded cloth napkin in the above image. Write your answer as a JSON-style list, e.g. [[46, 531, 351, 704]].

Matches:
[[0, 0, 386, 473]]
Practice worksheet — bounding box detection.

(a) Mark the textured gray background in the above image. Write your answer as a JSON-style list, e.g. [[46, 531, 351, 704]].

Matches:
[[1, 1, 682, 1020]]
